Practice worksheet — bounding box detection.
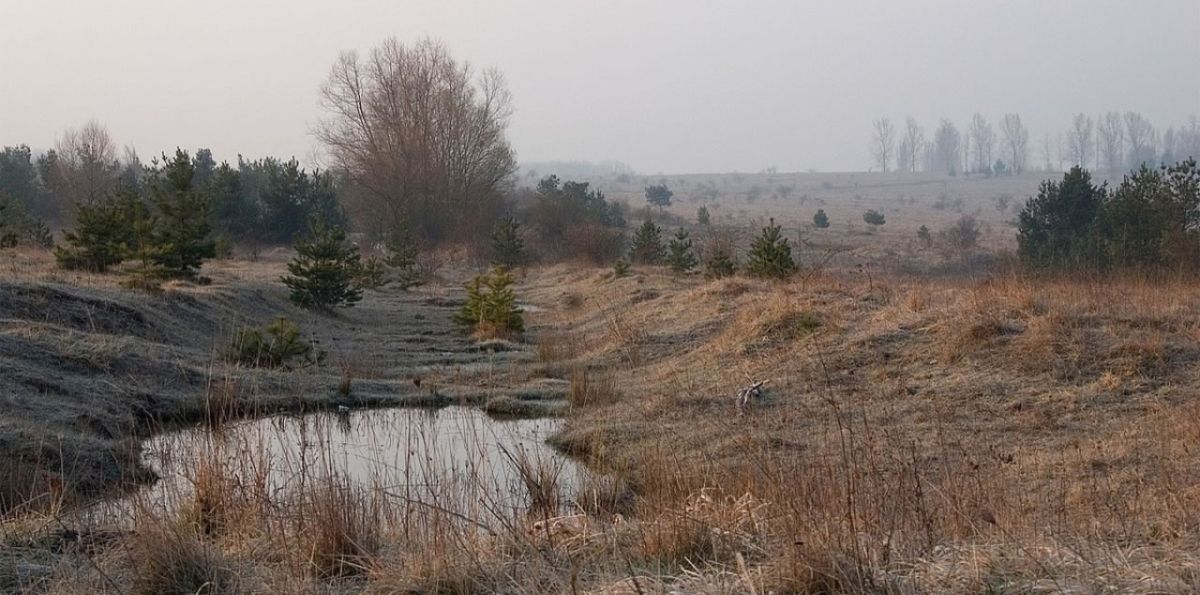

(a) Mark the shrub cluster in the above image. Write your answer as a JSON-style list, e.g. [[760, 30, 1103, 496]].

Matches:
[[522, 176, 626, 264], [1017, 160, 1200, 272], [0, 192, 51, 248], [54, 150, 215, 286], [227, 317, 321, 368], [454, 266, 524, 338]]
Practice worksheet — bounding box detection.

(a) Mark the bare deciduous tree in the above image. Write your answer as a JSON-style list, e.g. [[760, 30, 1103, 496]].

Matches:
[[316, 37, 517, 246], [999, 113, 1029, 174], [968, 113, 995, 174], [870, 118, 895, 173], [931, 119, 962, 176], [53, 120, 120, 208], [1180, 116, 1200, 161], [1041, 132, 1060, 171], [897, 117, 924, 173], [1065, 113, 1093, 168], [1123, 111, 1157, 169], [1097, 111, 1124, 173]]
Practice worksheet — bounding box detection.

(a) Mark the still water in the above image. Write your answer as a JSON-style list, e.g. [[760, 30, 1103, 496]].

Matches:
[[102, 407, 578, 524]]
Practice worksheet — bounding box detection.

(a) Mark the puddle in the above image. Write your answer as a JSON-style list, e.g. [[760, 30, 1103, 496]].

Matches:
[[95, 407, 579, 526]]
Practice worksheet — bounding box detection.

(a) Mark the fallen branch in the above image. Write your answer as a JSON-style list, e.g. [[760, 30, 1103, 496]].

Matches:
[[735, 379, 768, 412]]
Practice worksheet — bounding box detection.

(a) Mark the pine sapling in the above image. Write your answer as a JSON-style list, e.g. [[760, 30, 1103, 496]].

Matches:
[[746, 218, 797, 279], [282, 217, 364, 310], [491, 214, 525, 268], [629, 219, 665, 264], [666, 227, 698, 273]]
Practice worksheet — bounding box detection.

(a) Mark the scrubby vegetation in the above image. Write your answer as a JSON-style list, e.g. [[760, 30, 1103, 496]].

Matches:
[[382, 220, 423, 290], [490, 214, 525, 268], [666, 227, 697, 272], [629, 218, 665, 264], [227, 317, 320, 368], [454, 266, 524, 338], [812, 207, 829, 228], [54, 189, 144, 272], [5, 26, 1200, 595], [1018, 160, 1200, 272], [523, 175, 626, 264], [746, 218, 796, 279], [862, 208, 886, 227]]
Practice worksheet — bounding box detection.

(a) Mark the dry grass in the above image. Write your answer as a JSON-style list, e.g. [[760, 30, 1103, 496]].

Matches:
[[503, 447, 566, 518], [568, 365, 621, 408], [10, 249, 1200, 592], [513, 265, 1200, 592], [297, 478, 383, 578], [127, 522, 244, 595], [572, 471, 635, 518]]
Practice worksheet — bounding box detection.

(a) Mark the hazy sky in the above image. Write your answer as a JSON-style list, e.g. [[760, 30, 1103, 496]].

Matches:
[[2, 0, 1197, 173]]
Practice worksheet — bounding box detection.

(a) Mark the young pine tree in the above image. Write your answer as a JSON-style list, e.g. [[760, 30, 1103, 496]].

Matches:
[[666, 227, 698, 273], [122, 205, 168, 292], [696, 206, 711, 226], [812, 209, 830, 229], [704, 245, 736, 279], [454, 266, 524, 338], [917, 224, 933, 248], [148, 150, 216, 279], [282, 218, 364, 310], [613, 258, 632, 277], [862, 209, 886, 228], [746, 218, 797, 279], [491, 214, 524, 268], [54, 189, 142, 272], [629, 219, 665, 264], [385, 220, 422, 290]]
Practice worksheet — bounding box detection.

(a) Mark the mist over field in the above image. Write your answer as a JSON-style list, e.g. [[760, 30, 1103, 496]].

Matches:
[[3, 3, 1200, 594]]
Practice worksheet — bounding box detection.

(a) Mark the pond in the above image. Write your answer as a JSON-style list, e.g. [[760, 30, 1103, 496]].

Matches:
[[92, 407, 580, 528]]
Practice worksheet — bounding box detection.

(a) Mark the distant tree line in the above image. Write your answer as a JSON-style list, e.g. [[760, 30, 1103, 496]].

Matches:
[[0, 122, 343, 244], [871, 113, 1199, 177]]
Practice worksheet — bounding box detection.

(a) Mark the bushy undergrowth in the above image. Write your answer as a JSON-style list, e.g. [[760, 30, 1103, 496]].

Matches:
[[227, 317, 321, 368], [454, 266, 524, 339]]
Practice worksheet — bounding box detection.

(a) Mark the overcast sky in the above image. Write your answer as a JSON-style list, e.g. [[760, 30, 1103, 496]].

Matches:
[[2, 0, 1197, 174]]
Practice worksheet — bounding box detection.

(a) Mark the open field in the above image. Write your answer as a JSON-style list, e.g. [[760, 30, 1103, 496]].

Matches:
[[4, 223, 1200, 592], [521, 170, 1065, 261]]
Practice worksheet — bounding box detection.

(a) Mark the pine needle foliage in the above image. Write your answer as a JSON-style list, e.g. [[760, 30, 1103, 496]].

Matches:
[[812, 209, 830, 229], [122, 212, 169, 292], [613, 259, 631, 277], [629, 219, 665, 264], [746, 218, 796, 279], [282, 218, 364, 310], [384, 220, 422, 290], [0, 193, 51, 248], [147, 149, 216, 280], [454, 266, 524, 338], [491, 214, 525, 268], [54, 189, 143, 272], [228, 317, 320, 368], [704, 245, 736, 279], [666, 227, 698, 273], [862, 209, 886, 227]]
